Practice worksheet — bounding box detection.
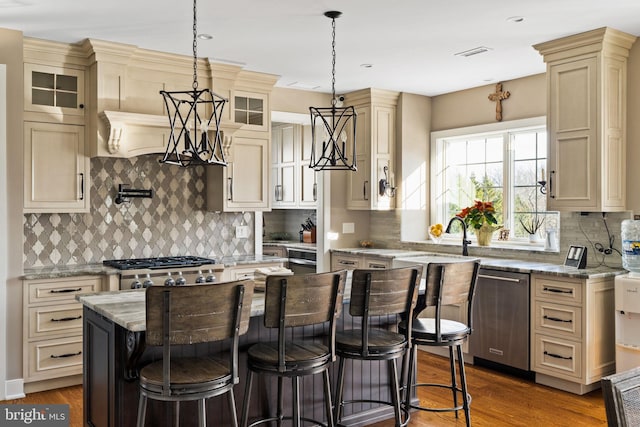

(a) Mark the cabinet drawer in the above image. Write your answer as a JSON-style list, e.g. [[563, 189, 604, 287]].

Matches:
[[532, 334, 582, 380], [534, 276, 582, 305], [331, 255, 361, 270], [533, 300, 582, 339], [26, 336, 83, 381], [27, 277, 101, 304], [28, 303, 83, 339], [363, 258, 391, 270]]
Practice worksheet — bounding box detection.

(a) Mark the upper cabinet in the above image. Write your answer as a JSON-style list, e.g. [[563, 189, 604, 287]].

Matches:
[[23, 39, 91, 213], [206, 72, 277, 212], [534, 27, 636, 212], [270, 123, 317, 209], [345, 88, 398, 211], [207, 136, 270, 212], [25, 63, 85, 117], [24, 122, 90, 213]]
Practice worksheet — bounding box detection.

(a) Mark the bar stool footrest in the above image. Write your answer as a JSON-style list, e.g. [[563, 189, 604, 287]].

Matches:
[[248, 416, 331, 427], [405, 382, 472, 413]]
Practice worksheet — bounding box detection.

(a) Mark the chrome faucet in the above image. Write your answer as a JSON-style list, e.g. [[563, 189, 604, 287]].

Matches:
[[446, 216, 471, 256]]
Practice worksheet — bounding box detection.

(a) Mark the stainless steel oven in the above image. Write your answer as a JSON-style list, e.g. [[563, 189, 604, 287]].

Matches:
[[287, 249, 317, 275]]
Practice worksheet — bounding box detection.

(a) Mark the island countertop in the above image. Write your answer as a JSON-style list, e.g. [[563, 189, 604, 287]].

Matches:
[[77, 289, 267, 332]]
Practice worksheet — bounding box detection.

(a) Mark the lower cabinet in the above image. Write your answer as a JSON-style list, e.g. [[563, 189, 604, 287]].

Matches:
[[23, 275, 103, 392], [222, 261, 285, 282], [530, 274, 615, 394], [330, 253, 392, 271]]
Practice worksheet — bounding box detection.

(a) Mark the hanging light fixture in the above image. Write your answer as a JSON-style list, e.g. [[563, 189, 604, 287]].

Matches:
[[159, 0, 227, 167], [309, 11, 357, 171]]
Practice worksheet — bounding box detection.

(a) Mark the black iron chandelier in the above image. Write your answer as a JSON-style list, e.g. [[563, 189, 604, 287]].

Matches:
[[309, 11, 357, 171], [159, 0, 228, 167]]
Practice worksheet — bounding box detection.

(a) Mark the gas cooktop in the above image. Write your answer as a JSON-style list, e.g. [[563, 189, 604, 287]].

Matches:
[[103, 256, 217, 270]]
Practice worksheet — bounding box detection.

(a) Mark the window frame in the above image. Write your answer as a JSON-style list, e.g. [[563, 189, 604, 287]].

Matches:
[[430, 116, 551, 245]]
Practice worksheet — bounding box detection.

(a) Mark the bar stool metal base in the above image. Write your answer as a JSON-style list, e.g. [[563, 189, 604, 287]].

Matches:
[[404, 344, 471, 426]]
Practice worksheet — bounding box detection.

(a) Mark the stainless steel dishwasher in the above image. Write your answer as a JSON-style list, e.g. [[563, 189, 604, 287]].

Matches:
[[469, 268, 532, 377]]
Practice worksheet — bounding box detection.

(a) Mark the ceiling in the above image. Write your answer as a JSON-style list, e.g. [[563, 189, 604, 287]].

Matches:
[[2, 0, 640, 97]]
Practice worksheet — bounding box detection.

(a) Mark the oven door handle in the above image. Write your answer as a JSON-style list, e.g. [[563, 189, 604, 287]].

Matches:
[[288, 258, 317, 267]]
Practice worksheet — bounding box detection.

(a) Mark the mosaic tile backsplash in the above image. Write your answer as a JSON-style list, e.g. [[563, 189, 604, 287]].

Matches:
[[24, 155, 254, 267]]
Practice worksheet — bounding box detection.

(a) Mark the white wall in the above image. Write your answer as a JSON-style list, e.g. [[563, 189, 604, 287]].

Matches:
[[0, 65, 7, 400]]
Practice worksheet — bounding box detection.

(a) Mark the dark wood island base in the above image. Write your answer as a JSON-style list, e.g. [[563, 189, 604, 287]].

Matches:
[[82, 296, 411, 427]]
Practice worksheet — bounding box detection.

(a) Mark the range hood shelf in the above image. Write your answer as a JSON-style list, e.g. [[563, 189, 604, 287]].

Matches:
[[97, 110, 242, 159]]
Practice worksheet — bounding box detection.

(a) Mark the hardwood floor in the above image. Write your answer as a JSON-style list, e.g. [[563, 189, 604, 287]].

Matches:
[[3, 351, 607, 426]]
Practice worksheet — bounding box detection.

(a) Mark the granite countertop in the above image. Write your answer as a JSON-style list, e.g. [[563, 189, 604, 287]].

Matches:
[[391, 254, 625, 279], [263, 241, 317, 251], [77, 289, 267, 332], [332, 248, 625, 279], [330, 248, 433, 258], [22, 254, 288, 280]]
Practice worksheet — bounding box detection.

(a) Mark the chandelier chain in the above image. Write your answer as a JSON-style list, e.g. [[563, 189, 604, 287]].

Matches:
[[331, 16, 336, 104], [192, 0, 198, 90]]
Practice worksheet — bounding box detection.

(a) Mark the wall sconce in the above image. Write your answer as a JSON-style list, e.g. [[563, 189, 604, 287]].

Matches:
[[538, 180, 547, 194], [538, 167, 546, 194], [378, 166, 396, 197]]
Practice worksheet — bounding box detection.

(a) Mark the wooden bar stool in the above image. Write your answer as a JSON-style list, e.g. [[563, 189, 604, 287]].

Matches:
[[136, 279, 254, 427], [241, 270, 346, 427], [399, 260, 480, 427], [334, 266, 421, 427]]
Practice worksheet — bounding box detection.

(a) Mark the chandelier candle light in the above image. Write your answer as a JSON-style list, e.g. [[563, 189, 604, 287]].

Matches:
[[159, 0, 228, 167], [309, 11, 358, 171]]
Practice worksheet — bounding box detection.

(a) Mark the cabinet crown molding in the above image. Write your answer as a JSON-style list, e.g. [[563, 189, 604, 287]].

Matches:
[[534, 27, 636, 61]]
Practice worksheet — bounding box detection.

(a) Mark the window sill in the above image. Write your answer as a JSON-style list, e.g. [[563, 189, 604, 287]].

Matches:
[[410, 239, 560, 254]]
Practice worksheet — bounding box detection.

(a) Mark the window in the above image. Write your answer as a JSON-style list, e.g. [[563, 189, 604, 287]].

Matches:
[[431, 117, 558, 243]]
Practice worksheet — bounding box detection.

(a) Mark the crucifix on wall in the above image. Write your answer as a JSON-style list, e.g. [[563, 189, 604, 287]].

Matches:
[[488, 82, 510, 121]]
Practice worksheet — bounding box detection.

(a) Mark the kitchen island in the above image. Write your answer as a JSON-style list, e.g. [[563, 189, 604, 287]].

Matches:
[[78, 285, 405, 427]]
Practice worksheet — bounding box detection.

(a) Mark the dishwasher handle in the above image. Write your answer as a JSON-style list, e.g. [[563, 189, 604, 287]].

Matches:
[[478, 273, 522, 283]]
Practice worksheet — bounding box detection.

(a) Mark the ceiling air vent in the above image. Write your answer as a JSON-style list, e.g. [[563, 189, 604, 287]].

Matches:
[[454, 46, 492, 57]]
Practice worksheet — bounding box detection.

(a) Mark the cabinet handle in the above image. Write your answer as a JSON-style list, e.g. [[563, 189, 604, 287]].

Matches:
[[49, 288, 82, 294], [478, 274, 521, 283], [51, 315, 82, 322], [368, 263, 387, 269], [227, 177, 233, 201], [313, 183, 317, 201], [543, 350, 572, 360], [543, 286, 573, 295], [363, 180, 369, 200], [51, 351, 82, 359], [79, 173, 85, 200], [339, 260, 357, 265], [543, 315, 572, 323], [275, 184, 283, 201], [549, 170, 555, 199]]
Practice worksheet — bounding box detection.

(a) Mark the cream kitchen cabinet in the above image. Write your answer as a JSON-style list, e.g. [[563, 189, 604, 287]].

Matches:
[[24, 122, 90, 213], [330, 252, 392, 271], [271, 123, 297, 208], [262, 244, 288, 259], [299, 124, 318, 207], [345, 88, 398, 211], [222, 260, 285, 282], [534, 28, 636, 212], [24, 63, 85, 118], [23, 275, 104, 392], [530, 273, 615, 395], [270, 123, 317, 209], [207, 136, 270, 212]]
